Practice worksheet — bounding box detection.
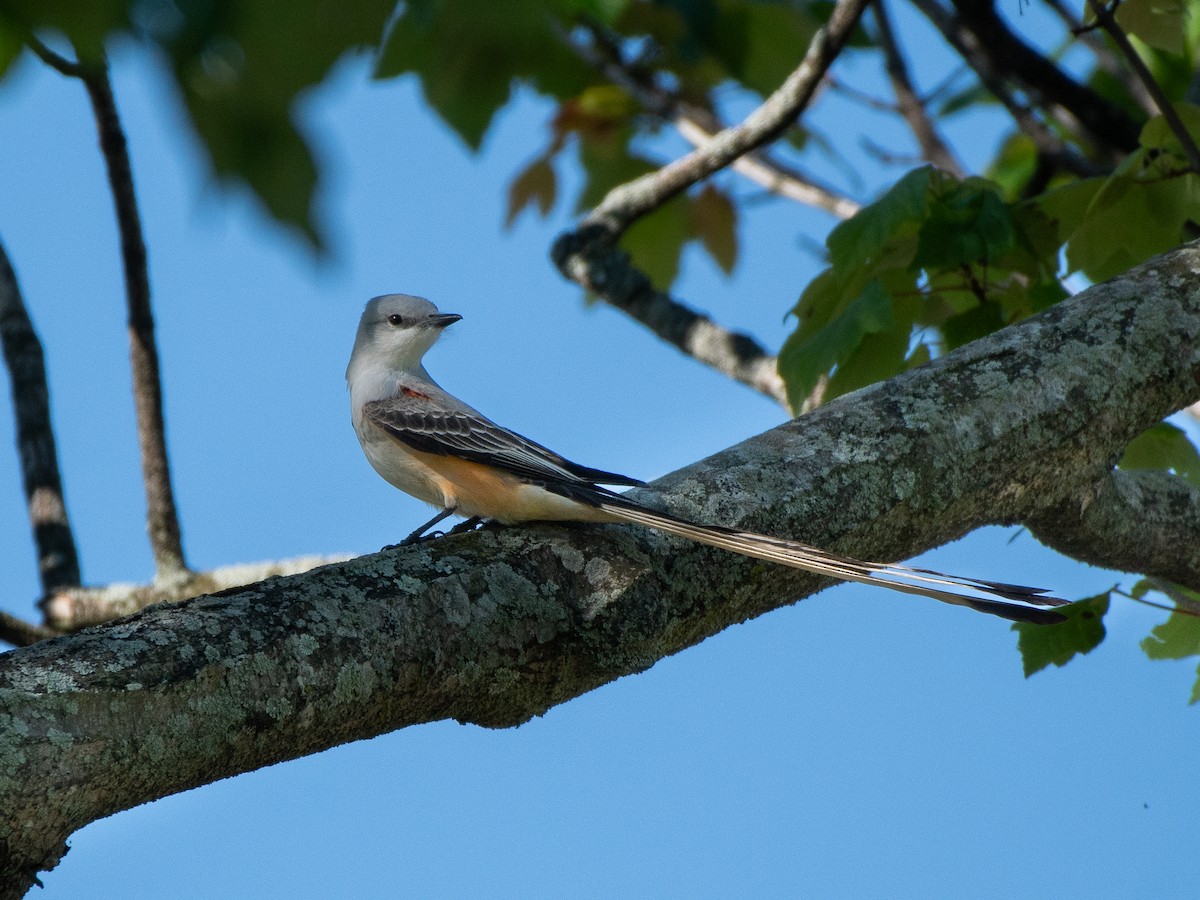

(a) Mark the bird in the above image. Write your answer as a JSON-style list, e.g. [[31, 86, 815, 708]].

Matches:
[[347, 293, 1067, 625]]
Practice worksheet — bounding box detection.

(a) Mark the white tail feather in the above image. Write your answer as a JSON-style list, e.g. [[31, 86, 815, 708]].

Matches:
[[598, 502, 1066, 624]]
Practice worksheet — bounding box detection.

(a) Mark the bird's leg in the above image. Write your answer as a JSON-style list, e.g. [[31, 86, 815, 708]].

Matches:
[[444, 516, 484, 537], [395, 506, 459, 547]]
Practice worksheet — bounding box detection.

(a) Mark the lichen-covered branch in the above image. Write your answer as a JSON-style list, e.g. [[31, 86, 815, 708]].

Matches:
[[32, 40, 188, 582], [0, 239, 81, 594], [5, 242, 1200, 892], [1030, 469, 1200, 587]]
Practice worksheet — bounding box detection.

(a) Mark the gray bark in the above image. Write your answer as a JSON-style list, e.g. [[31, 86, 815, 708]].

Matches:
[[4, 242, 1200, 894]]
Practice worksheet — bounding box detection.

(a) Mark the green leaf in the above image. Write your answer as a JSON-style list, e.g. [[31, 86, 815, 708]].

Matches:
[[0, 18, 21, 82], [1139, 102, 1200, 153], [1116, 0, 1187, 55], [163, 0, 395, 249], [689, 184, 738, 275], [779, 279, 895, 411], [1142, 610, 1200, 660], [576, 143, 655, 212], [376, 0, 589, 149], [705, 2, 817, 97], [1034, 177, 1105, 245], [2, 0, 394, 248], [1120, 422, 1200, 486], [941, 300, 1005, 351], [1015, 593, 1110, 678], [563, 0, 632, 25], [1062, 168, 1200, 280], [0, 1, 132, 58], [912, 180, 1016, 271], [827, 166, 931, 273], [505, 156, 557, 227], [987, 133, 1039, 200], [823, 295, 918, 399], [620, 194, 692, 290]]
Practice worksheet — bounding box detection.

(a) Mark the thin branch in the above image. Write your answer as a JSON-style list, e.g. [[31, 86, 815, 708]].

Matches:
[[910, 0, 1104, 178], [1043, 0, 1155, 114], [39, 554, 352, 632], [673, 117, 861, 219], [1141, 579, 1200, 617], [874, 0, 963, 174], [583, 0, 872, 235], [552, 230, 789, 406], [0, 238, 81, 593], [0, 610, 56, 647], [562, 22, 860, 219], [945, 0, 1141, 155], [1083, 0, 1200, 174], [553, 0, 870, 407], [31, 38, 188, 582]]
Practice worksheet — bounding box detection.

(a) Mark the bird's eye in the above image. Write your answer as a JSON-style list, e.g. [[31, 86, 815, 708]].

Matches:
[[387, 314, 404, 326]]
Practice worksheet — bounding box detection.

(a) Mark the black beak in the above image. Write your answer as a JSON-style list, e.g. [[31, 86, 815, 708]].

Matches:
[[429, 313, 462, 328]]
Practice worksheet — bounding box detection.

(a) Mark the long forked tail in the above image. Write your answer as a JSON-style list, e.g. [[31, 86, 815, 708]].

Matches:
[[598, 501, 1067, 625]]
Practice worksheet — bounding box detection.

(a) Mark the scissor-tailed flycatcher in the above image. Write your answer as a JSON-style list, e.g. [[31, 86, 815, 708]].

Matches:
[[348, 293, 1066, 625]]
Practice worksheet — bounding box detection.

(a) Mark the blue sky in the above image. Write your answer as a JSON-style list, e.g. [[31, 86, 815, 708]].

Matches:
[[1, 20, 1197, 900]]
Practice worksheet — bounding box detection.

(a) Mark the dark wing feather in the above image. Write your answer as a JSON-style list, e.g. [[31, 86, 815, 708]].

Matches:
[[363, 400, 644, 499]]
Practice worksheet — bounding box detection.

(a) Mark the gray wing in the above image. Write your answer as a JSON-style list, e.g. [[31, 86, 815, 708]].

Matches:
[[363, 397, 644, 496]]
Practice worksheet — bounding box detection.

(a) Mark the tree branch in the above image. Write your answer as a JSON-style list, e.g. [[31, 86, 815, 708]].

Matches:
[[6, 241, 1200, 891], [0, 238, 81, 594], [1043, 0, 1155, 114], [1030, 468, 1200, 587], [552, 229, 789, 406], [1083, 0, 1200, 174], [945, 0, 1142, 155], [873, 0, 963, 175], [31, 39, 188, 582], [38, 554, 352, 633], [563, 22, 860, 219], [582, 0, 871, 235], [909, 0, 1115, 177], [0, 611, 56, 648], [553, 0, 870, 408]]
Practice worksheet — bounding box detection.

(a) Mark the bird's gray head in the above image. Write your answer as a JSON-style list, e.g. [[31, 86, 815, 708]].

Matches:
[[350, 293, 461, 373]]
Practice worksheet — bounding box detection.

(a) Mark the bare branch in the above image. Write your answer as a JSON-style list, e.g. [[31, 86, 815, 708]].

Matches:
[[1083, 0, 1200, 174], [583, 0, 872, 235], [0, 238, 81, 593], [944, 0, 1141, 155], [552, 229, 789, 406], [0, 610, 56, 648], [874, 0, 963, 174], [1043, 0, 1156, 114], [40, 554, 352, 632], [910, 0, 1105, 178], [553, 0, 870, 406], [31, 39, 188, 582], [563, 22, 860, 219]]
